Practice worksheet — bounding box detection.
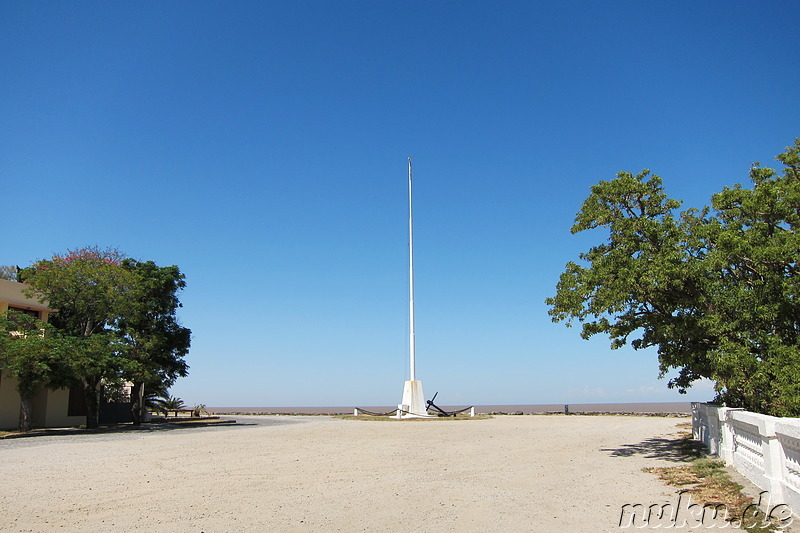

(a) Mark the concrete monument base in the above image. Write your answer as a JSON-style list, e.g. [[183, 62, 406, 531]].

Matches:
[[398, 380, 431, 418]]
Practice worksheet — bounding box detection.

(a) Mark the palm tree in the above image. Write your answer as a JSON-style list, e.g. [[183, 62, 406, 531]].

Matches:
[[143, 382, 170, 412], [154, 396, 185, 418]]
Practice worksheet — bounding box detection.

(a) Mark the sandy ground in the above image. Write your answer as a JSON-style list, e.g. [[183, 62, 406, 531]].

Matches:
[[0, 415, 699, 532]]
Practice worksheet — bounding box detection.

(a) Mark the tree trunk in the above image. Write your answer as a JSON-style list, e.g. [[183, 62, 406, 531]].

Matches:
[[130, 381, 145, 425], [18, 394, 33, 432], [83, 378, 101, 429]]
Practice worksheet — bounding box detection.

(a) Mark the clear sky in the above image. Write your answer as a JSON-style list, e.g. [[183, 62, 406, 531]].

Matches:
[[3, 2, 798, 407]]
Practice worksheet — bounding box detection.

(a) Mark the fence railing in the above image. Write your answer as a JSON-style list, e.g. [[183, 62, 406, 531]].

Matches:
[[692, 402, 800, 512]]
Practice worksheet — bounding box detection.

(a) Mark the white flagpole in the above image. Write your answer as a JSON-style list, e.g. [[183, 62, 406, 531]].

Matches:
[[399, 157, 426, 417], [408, 157, 416, 381]]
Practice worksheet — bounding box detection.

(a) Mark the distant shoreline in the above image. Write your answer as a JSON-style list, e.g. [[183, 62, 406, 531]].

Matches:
[[207, 401, 694, 416]]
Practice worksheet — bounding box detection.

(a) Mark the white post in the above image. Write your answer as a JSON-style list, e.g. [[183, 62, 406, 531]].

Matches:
[[762, 419, 787, 504]]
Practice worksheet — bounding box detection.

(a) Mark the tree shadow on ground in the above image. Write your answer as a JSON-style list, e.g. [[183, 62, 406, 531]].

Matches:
[[0, 418, 244, 440], [0, 415, 313, 441], [601, 433, 706, 462]]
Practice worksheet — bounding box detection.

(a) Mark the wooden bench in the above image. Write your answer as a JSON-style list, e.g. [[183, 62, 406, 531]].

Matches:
[[164, 408, 198, 418]]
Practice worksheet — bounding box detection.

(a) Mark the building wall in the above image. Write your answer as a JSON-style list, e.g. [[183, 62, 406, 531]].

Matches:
[[0, 279, 77, 429], [0, 370, 21, 429], [31, 384, 49, 427], [0, 372, 84, 430], [0, 279, 52, 322], [44, 387, 84, 428]]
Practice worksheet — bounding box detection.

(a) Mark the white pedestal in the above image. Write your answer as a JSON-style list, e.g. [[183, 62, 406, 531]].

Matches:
[[399, 380, 429, 418]]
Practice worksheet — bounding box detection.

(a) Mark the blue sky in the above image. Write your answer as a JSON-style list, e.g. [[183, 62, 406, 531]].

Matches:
[[2, 2, 798, 407]]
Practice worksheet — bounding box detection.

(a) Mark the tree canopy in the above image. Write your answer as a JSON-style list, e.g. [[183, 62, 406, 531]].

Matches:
[[115, 259, 190, 424], [14, 247, 191, 428], [546, 139, 800, 416], [21, 247, 134, 337]]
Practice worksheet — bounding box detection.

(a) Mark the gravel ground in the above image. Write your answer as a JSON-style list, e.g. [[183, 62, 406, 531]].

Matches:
[[0, 415, 701, 532]]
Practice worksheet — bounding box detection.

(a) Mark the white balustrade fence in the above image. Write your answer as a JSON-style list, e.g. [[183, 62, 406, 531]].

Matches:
[[692, 402, 800, 512]]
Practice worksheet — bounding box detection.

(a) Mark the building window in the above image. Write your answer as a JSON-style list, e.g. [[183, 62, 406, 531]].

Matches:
[[7, 306, 40, 319], [68, 384, 87, 417]]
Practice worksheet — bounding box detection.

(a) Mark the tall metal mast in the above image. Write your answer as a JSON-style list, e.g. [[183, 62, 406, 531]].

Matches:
[[399, 156, 427, 417], [408, 157, 416, 381]]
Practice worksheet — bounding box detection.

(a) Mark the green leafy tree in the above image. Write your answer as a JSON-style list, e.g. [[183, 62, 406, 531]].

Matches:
[[19, 248, 192, 427], [63, 333, 130, 428], [115, 259, 190, 425], [0, 312, 68, 431], [20, 247, 136, 428], [21, 247, 134, 337], [547, 139, 800, 416]]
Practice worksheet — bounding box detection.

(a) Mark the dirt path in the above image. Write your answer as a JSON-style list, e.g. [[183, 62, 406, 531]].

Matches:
[[0, 415, 689, 532]]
